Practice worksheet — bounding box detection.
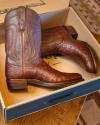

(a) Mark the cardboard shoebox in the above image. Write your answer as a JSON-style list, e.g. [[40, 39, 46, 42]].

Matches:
[[0, 0, 100, 122]]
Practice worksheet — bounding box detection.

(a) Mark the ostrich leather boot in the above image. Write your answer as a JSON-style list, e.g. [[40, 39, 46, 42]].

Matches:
[[5, 7, 83, 91], [42, 26, 97, 73]]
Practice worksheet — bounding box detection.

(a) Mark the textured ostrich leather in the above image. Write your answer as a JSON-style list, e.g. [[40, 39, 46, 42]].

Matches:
[[42, 26, 97, 73]]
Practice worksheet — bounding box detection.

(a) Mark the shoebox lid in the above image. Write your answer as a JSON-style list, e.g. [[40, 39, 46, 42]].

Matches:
[[0, 0, 70, 23]]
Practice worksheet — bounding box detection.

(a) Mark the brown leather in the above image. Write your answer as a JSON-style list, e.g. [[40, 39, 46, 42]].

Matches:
[[5, 7, 83, 90], [42, 26, 97, 73], [62, 26, 78, 40], [0, 24, 78, 44]]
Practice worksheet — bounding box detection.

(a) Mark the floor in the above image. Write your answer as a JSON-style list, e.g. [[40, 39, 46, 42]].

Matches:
[[77, 91, 100, 125], [0, 97, 85, 125]]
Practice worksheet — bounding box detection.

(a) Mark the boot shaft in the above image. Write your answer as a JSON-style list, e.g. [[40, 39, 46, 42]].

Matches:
[[5, 7, 41, 66]]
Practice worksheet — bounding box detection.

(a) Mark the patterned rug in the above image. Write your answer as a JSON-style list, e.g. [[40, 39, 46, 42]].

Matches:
[[70, 0, 100, 35]]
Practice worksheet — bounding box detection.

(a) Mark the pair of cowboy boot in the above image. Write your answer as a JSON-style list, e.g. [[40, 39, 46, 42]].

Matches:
[[5, 7, 96, 90], [5, 7, 83, 91]]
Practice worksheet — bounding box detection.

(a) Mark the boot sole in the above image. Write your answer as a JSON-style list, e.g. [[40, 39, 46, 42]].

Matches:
[[27, 78, 84, 89], [8, 78, 83, 91]]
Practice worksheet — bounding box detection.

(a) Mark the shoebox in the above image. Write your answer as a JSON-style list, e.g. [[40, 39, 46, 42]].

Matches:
[[0, 0, 100, 122]]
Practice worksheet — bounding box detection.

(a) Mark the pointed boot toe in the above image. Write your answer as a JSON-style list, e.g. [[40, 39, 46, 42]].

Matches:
[[27, 60, 83, 88]]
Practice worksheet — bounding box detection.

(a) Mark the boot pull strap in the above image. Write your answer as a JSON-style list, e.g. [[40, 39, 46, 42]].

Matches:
[[17, 7, 26, 31]]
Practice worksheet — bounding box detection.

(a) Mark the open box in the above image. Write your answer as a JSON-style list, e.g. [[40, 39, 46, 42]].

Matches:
[[0, 0, 100, 122]]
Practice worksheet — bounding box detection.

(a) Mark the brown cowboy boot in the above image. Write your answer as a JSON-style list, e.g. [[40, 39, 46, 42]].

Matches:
[[42, 26, 97, 73], [5, 7, 83, 91]]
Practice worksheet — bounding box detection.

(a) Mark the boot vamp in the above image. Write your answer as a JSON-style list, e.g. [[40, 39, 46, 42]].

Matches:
[[57, 37, 97, 73], [23, 59, 83, 84]]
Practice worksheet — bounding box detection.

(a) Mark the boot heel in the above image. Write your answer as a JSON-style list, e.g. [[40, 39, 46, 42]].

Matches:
[[7, 79, 27, 91]]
